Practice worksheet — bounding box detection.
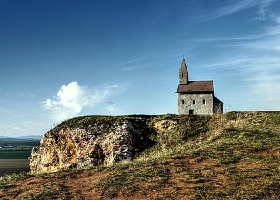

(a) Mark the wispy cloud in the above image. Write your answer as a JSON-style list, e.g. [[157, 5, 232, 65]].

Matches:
[[117, 56, 160, 71], [5, 92, 35, 98], [201, 0, 277, 21], [205, 55, 280, 110], [106, 102, 118, 112], [117, 58, 146, 71], [206, 57, 280, 110], [121, 63, 160, 72], [42, 82, 120, 121], [185, 11, 280, 51], [190, 8, 280, 110]]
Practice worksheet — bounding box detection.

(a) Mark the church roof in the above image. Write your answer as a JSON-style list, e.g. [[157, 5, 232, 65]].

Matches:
[[177, 80, 214, 93], [214, 96, 223, 104]]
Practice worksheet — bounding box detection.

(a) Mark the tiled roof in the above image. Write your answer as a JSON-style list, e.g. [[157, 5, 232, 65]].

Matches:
[[177, 81, 213, 93]]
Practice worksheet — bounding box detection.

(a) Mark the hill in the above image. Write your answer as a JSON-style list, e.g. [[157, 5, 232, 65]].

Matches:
[[0, 137, 40, 149], [1, 112, 280, 199]]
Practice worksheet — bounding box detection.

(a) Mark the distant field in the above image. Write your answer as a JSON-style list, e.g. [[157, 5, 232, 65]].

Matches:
[[0, 151, 31, 176], [0, 159, 29, 176], [0, 150, 31, 159]]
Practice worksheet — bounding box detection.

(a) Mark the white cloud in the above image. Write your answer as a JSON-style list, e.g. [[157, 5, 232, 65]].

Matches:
[[42, 82, 119, 121]]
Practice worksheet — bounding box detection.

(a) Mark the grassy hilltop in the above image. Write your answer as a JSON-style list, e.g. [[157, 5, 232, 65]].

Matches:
[[1, 112, 280, 199]]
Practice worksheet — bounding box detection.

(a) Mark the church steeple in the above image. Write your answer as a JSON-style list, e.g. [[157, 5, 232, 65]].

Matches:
[[179, 58, 188, 84]]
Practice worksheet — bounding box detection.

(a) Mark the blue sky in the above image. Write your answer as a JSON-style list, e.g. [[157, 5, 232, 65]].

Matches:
[[0, 0, 280, 136]]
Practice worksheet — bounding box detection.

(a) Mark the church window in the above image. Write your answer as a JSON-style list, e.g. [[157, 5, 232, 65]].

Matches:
[[193, 100, 195, 104], [182, 100, 185, 104], [203, 99, 206, 104]]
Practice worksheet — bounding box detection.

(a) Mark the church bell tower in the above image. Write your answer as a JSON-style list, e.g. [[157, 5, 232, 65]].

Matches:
[[179, 58, 188, 84]]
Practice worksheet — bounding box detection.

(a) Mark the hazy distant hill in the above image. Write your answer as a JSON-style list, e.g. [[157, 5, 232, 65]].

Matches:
[[0, 135, 42, 140], [0, 136, 40, 149]]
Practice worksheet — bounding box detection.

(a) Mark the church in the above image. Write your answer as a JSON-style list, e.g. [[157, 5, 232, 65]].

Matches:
[[176, 58, 223, 115]]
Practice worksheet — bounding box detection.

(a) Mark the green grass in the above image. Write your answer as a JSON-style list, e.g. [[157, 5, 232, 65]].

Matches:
[[96, 165, 170, 198], [22, 182, 72, 200]]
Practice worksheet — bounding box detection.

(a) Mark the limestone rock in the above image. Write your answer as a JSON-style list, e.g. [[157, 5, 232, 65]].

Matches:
[[30, 117, 153, 174], [154, 119, 177, 131]]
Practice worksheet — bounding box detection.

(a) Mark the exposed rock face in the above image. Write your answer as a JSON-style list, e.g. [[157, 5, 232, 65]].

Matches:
[[30, 116, 154, 174], [30, 114, 208, 174], [154, 119, 177, 131]]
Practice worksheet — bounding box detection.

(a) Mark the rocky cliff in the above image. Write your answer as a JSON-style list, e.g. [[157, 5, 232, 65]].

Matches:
[[29, 115, 210, 174], [30, 116, 151, 173]]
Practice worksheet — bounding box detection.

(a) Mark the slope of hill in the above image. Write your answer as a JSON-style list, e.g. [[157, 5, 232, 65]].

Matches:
[[0, 112, 280, 200]]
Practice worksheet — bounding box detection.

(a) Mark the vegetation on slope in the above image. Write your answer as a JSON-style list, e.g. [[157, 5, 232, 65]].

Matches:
[[1, 112, 280, 199]]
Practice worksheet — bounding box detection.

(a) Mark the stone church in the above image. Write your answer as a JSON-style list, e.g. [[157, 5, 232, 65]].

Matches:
[[176, 58, 223, 115]]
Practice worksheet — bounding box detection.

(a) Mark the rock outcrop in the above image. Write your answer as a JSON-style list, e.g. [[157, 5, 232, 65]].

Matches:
[[29, 114, 210, 174], [30, 116, 156, 174]]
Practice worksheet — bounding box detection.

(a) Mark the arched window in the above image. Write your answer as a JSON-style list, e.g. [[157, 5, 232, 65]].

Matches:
[[203, 99, 206, 104], [193, 100, 195, 104], [182, 100, 185, 104]]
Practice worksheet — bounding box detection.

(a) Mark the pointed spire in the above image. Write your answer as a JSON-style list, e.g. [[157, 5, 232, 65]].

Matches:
[[181, 57, 187, 68], [179, 57, 188, 84]]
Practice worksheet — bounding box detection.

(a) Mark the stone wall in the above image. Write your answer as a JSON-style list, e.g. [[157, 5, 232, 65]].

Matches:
[[178, 93, 213, 115], [214, 100, 223, 114]]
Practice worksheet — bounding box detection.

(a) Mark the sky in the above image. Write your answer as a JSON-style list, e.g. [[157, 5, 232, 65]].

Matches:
[[0, 0, 280, 137]]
